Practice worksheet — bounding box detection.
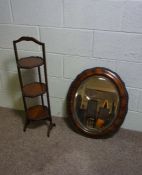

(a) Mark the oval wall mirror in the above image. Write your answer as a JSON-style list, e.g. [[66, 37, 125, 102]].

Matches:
[[67, 67, 128, 138]]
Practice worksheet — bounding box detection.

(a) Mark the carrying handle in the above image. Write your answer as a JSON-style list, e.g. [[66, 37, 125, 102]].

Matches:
[[13, 36, 43, 46]]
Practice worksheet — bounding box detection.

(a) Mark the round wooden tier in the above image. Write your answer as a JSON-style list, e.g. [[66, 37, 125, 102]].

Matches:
[[22, 82, 46, 97], [26, 105, 49, 120], [18, 56, 44, 69]]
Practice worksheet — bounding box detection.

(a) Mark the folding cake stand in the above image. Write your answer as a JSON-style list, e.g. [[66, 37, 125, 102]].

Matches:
[[13, 36, 55, 137]]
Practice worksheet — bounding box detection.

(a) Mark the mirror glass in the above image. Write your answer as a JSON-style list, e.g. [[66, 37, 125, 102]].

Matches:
[[74, 75, 119, 132]]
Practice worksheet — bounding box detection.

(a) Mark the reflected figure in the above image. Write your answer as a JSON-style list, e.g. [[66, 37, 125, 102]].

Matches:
[[96, 101, 110, 128], [85, 99, 98, 128]]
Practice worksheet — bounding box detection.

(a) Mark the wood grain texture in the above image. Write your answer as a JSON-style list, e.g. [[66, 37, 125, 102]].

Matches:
[[67, 67, 128, 138]]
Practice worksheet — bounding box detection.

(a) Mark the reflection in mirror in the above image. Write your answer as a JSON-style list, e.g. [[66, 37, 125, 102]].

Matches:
[[74, 76, 119, 131]]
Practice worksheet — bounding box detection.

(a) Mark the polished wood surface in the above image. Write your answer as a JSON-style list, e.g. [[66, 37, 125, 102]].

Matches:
[[27, 105, 49, 120], [18, 56, 44, 69], [67, 67, 128, 138], [22, 82, 46, 97]]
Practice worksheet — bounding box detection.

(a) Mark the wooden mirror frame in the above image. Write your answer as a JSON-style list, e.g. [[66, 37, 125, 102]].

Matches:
[[67, 67, 128, 138]]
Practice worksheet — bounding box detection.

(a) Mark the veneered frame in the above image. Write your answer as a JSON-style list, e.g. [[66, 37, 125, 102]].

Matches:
[[67, 67, 128, 138]]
